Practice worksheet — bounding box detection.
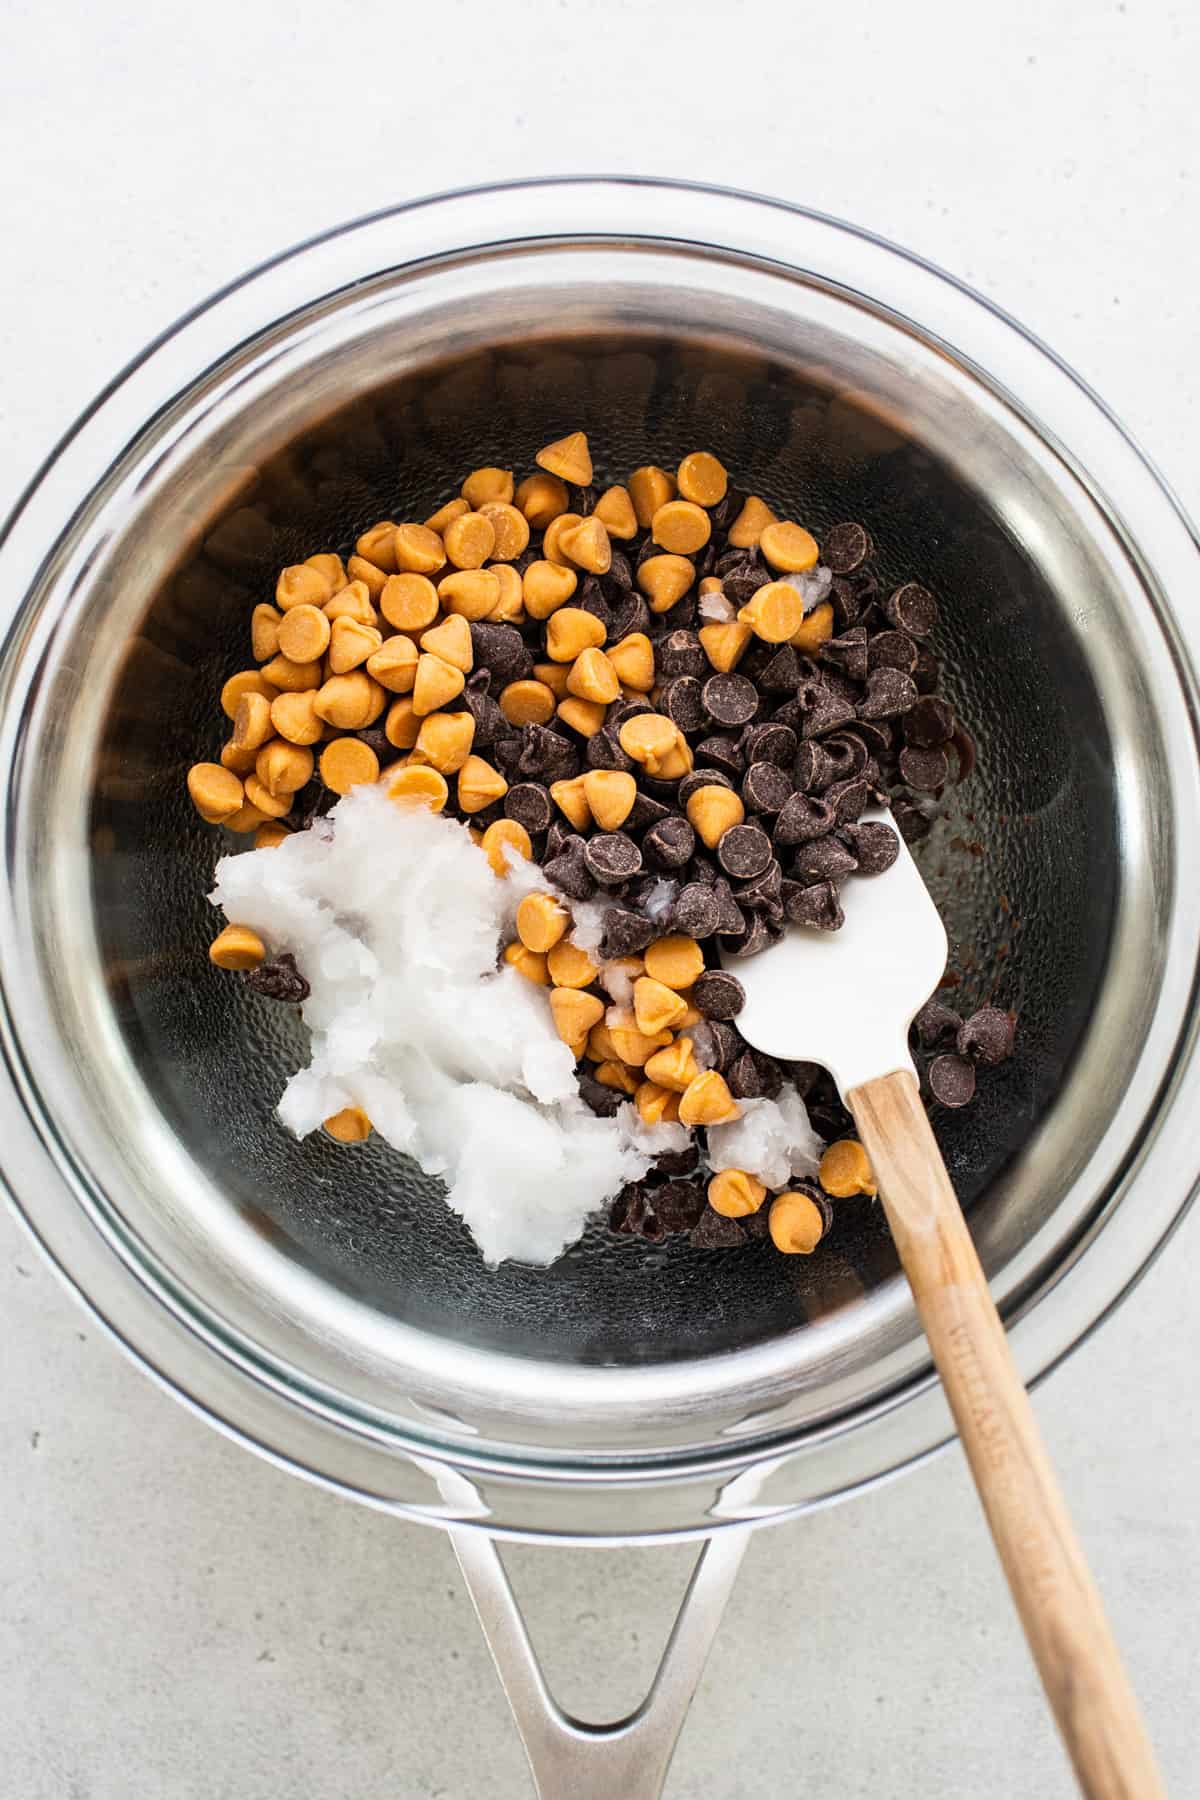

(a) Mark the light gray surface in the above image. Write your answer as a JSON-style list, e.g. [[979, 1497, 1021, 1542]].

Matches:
[[1, 2, 1198, 1795]]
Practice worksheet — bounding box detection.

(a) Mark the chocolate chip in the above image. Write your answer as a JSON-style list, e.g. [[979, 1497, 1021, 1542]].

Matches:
[[695, 735, 744, 779], [715, 543, 761, 576], [801, 689, 858, 738], [355, 726, 392, 761], [600, 907, 656, 959], [609, 1182, 651, 1236], [643, 815, 695, 870], [949, 722, 977, 783], [651, 1146, 700, 1179], [690, 1207, 746, 1249], [736, 858, 784, 914], [654, 1180, 707, 1234], [626, 789, 672, 831], [544, 819, 571, 858], [911, 644, 939, 695], [608, 592, 651, 640], [577, 576, 614, 636], [775, 792, 837, 845], [570, 483, 597, 516], [244, 953, 309, 1003], [913, 997, 964, 1047], [858, 668, 918, 719], [898, 746, 949, 791], [830, 576, 861, 630], [677, 767, 733, 806], [543, 834, 594, 900], [710, 878, 746, 933], [821, 732, 869, 779], [902, 697, 955, 749], [839, 820, 900, 874], [727, 1049, 763, 1099], [607, 550, 634, 591], [957, 1007, 1016, 1066], [742, 761, 793, 815], [928, 1053, 977, 1107], [795, 741, 835, 793], [784, 879, 844, 930], [585, 832, 642, 885], [718, 822, 773, 879], [849, 719, 893, 755], [586, 728, 635, 773], [671, 882, 720, 938], [658, 630, 708, 678], [892, 796, 933, 843], [578, 1072, 621, 1117], [721, 911, 774, 958], [660, 675, 706, 734], [820, 627, 869, 683], [822, 521, 873, 574], [758, 645, 805, 692], [824, 776, 869, 824], [517, 723, 580, 782], [790, 836, 858, 885], [867, 631, 918, 676], [702, 672, 758, 728], [462, 686, 509, 748], [690, 1019, 738, 1071], [885, 582, 938, 638], [469, 622, 533, 685], [692, 970, 745, 1020], [504, 782, 553, 835], [722, 564, 771, 605], [741, 723, 796, 770]]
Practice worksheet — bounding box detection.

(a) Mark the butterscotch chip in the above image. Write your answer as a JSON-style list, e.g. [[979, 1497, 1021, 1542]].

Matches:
[[643, 1035, 700, 1091], [545, 607, 606, 662], [324, 580, 376, 624], [355, 522, 399, 571], [643, 935, 705, 990], [522, 560, 577, 619], [708, 1169, 766, 1218], [242, 775, 291, 820], [251, 603, 282, 662], [686, 784, 745, 849], [651, 500, 711, 556], [381, 573, 439, 632], [698, 621, 752, 672], [546, 939, 598, 990], [438, 568, 501, 621], [534, 661, 569, 699], [232, 691, 273, 752], [593, 485, 637, 539], [413, 710, 475, 773], [323, 1106, 372, 1143], [535, 430, 592, 486], [487, 563, 525, 622], [385, 696, 420, 749], [384, 764, 448, 811], [678, 1069, 741, 1126], [346, 555, 389, 599], [549, 986, 605, 1054], [411, 653, 466, 716], [581, 769, 636, 830], [635, 1081, 680, 1125], [187, 762, 243, 821], [676, 452, 727, 507], [221, 669, 278, 718], [255, 739, 313, 797], [818, 1139, 876, 1198], [461, 467, 514, 509], [319, 737, 380, 794], [759, 520, 819, 573], [420, 613, 474, 672], [277, 604, 330, 663], [209, 924, 266, 971], [328, 616, 382, 673], [738, 582, 804, 644], [315, 670, 385, 729], [633, 977, 687, 1036], [254, 823, 291, 849], [514, 473, 569, 529], [549, 774, 591, 830], [457, 755, 508, 814], [541, 512, 584, 567], [393, 523, 446, 575], [503, 941, 549, 985], [637, 554, 694, 612], [481, 818, 531, 876], [790, 601, 834, 653], [607, 632, 655, 691], [443, 510, 495, 570], [557, 697, 607, 737], [566, 648, 619, 705], [500, 679, 556, 727], [628, 465, 677, 529], [769, 1189, 831, 1254], [365, 636, 419, 694], [276, 563, 334, 611], [726, 495, 777, 548], [560, 516, 612, 574], [479, 501, 529, 561], [259, 655, 322, 694], [516, 892, 569, 954]]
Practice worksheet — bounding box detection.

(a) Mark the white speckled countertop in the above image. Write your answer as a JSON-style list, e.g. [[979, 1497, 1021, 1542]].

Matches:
[[1, 2, 1198, 1793]]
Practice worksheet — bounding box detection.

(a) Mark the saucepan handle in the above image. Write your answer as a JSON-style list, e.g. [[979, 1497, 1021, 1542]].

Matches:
[[451, 1527, 749, 1800]]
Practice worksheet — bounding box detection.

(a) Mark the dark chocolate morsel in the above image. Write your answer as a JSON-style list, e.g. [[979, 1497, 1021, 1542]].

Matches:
[[913, 997, 964, 1047], [702, 672, 759, 728], [790, 836, 858, 885], [653, 1180, 707, 1233], [885, 582, 939, 638], [695, 735, 744, 778], [690, 1207, 747, 1249], [742, 761, 793, 815], [671, 882, 720, 938], [543, 834, 594, 899], [642, 815, 696, 870], [741, 721, 797, 768], [626, 790, 672, 831], [690, 1019, 739, 1071], [784, 879, 845, 930], [469, 621, 533, 685], [898, 745, 950, 792], [858, 668, 918, 719], [586, 728, 636, 773], [957, 1007, 1016, 1066], [660, 675, 706, 734], [600, 907, 656, 959], [774, 792, 837, 845], [822, 521, 874, 574], [678, 767, 734, 805], [657, 630, 709, 678], [692, 970, 746, 1020], [503, 782, 553, 835], [839, 820, 900, 875], [244, 953, 309, 1003], [795, 741, 835, 793], [584, 832, 643, 885], [903, 696, 956, 749], [717, 822, 773, 879], [867, 630, 918, 675], [928, 1053, 977, 1107]]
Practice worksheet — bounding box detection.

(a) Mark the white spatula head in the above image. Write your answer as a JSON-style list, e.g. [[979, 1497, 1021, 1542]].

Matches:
[[727, 807, 948, 1095]]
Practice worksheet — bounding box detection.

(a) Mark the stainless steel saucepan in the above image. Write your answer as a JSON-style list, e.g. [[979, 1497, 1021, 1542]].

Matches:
[[1, 180, 1197, 1797]]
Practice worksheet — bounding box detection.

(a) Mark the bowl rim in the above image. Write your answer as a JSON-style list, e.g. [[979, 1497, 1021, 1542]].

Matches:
[[1, 177, 1198, 1541]]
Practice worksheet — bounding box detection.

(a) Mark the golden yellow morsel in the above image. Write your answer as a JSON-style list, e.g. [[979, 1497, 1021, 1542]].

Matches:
[[221, 669, 279, 718], [545, 606, 606, 662], [790, 601, 835, 653], [595, 1060, 640, 1095], [209, 923, 265, 970], [635, 1081, 681, 1126], [324, 580, 377, 624], [411, 652, 466, 717], [557, 696, 607, 737], [487, 563, 525, 622], [594, 484, 638, 539], [384, 763, 449, 811], [770, 1189, 831, 1254], [393, 522, 446, 575], [251, 603, 282, 662], [503, 940, 550, 985], [461, 467, 514, 509], [547, 938, 598, 990], [818, 1139, 877, 1198], [380, 572, 439, 633], [676, 451, 728, 508], [607, 632, 655, 692], [618, 712, 677, 768], [232, 691, 274, 752], [366, 635, 419, 694], [420, 612, 474, 672], [738, 581, 805, 645], [276, 563, 335, 611], [549, 987, 605, 1056], [549, 774, 592, 831], [607, 1010, 674, 1068], [514, 472, 569, 529], [522, 559, 577, 619], [414, 709, 476, 774], [535, 430, 593, 487], [457, 754, 508, 815], [566, 647, 619, 705], [259, 654, 322, 693], [319, 737, 380, 794], [479, 500, 529, 562], [586, 1021, 620, 1064], [643, 934, 705, 990], [220, 739, 258, 775], [256, 739, 314, 797], [643, 1035, 701, 1092], [560, 516, 612, 574], [633, 976, 688, 1036], [323, 1106, 373, 1144], [628, 465, 677, 528], [581, 769, 636, 830], [438, 568, 501, 621], [482, 818, 532, 877], [676, 997, 704, 1030], [355, 521, 400, 572], [652, 733, 693, 780], [760, 520, 820, 573], [242, 775, 291, 820], [316, 669, 385, 729], [516, 892, 569, 954], [385, 696, 420, 749], [500, 678, 557, 727], [698, 576, 724, 597], [187, 762, 243, 821], [651, 499, 711, 556], [708, 1169, 767, 1219], [637, 553, 695, 613], [533, 660, 570, 700], [306, 553, 346, 591], [678, 1069, 741, 1126], [443, 510, 495, 570], [223, 802, 269, 834], [698, 620, 753, 672], [425, 496, 471, 535], [254, 822, 291, 849], [686, 784, 746, 849], [277, 604, 331, 664], [328, 616, 382, 673], [346, 555, 389, 600], [727, 494, 777, 549], [541, 511, 584, 567]]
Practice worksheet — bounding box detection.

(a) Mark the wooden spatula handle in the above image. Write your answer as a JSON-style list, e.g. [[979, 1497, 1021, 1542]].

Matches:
[[848, 1069, 1163, 1800]]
